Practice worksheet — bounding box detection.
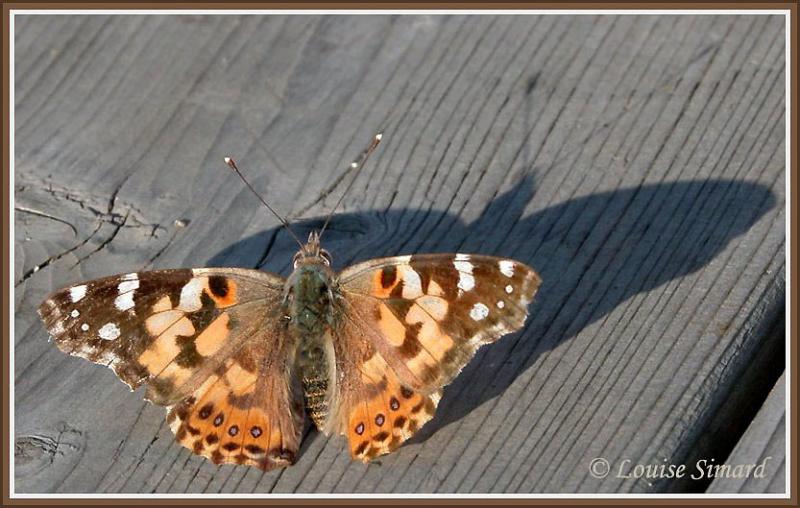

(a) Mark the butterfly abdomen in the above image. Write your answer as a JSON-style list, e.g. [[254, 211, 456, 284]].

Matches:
[[296, 332, 338, 428], [299, 360, 331, 427], [287, 263, 338, 429]]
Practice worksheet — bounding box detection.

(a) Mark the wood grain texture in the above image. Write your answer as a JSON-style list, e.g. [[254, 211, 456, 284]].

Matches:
[[708, 372, 786, 494], [13, 14, 786, 494]]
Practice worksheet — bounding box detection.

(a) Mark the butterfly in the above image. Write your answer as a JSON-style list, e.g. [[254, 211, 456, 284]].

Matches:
[[37, 134, 541, 471]]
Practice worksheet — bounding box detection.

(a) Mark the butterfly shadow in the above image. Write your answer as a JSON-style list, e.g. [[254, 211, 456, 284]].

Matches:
[[207, 174, 776, 444]]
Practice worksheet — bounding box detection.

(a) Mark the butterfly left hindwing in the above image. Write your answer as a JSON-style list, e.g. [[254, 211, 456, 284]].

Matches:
[[165, 310, 305, 470], [327, 253, 541, 461]]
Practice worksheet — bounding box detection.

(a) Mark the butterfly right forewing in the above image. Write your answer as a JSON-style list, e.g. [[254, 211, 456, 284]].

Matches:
[[338, 254, 541, 393], [327, 253, 541, 461]]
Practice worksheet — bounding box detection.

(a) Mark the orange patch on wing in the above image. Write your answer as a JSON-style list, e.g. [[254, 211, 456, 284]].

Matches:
[[427, 279, 445, 297], [360, 353, 390, 384], [158, 363, 193, 388], [195, 313, 230, 356], [223, 360, 258, 396], [171, 369, 262, 468], [406, 304, 453, 361], [405, 352, 438, 378], [152, 295, 172, 313], [347, 398, 375, 461], [217, 403, 250, 463], [235, 408, 276, 468], [139, 315, 195, 373], [145, 309, 184, 336], [377, 304, 406, 347]]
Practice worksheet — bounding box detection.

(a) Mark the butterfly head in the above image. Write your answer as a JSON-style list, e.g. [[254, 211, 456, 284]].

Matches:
[[293, 230, 332, 268]]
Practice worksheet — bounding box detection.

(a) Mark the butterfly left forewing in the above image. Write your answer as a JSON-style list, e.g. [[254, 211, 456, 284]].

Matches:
[[38, 267, 285, 405], [330, 253, 541, 460]]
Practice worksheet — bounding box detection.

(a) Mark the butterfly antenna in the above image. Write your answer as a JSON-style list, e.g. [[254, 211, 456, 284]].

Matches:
[[223, 156, 305, 249], [318, 132, 383, 239]]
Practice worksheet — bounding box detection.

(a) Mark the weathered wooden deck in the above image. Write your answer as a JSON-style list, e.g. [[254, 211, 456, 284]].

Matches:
[[13, 14, 786, 494]]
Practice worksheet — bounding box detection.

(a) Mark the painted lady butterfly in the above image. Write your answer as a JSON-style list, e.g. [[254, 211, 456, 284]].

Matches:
[[38, 134, 541, 470]]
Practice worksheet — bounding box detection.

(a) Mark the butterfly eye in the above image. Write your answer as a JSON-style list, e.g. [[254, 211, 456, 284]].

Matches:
[[319, 249, 332, 266]]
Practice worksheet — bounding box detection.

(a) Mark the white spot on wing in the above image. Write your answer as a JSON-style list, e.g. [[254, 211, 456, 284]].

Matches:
[[80, 323, 89, 332], [454, 260, 473, 273], [505, 284, 514, 294], [115, 291, 136, 312], [499, 260, 515, 277], [458, 273, 475, 292], [118, 279, 139, 294], [98, 323, 121, 340], [496, 301, 505, 309], [454, 253, 470, 261], [70, 309, 80, 318], [69, 285, 87, 303], [115, 277, 140, 312], [454, 260, 475, 292], [401, 267, 423, 298], [417, 295, 448, 320], [178, 277, 205, 312], [469, 302, 489, 321]]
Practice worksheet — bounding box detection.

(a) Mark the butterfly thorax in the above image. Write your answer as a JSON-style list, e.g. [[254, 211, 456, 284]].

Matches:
[[286, 236, 338, 429], [287, 263, 334, 333]]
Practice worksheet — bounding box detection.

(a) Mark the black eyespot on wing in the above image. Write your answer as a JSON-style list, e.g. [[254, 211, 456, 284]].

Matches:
[[198, 403, 214, 419], [208, 276, 229, 298], [380, 266, 397, 289]]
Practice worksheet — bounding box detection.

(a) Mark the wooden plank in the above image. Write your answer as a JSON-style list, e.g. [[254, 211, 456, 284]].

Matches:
[[13, 14, 786, 493], [707, 372, 786, 494]]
